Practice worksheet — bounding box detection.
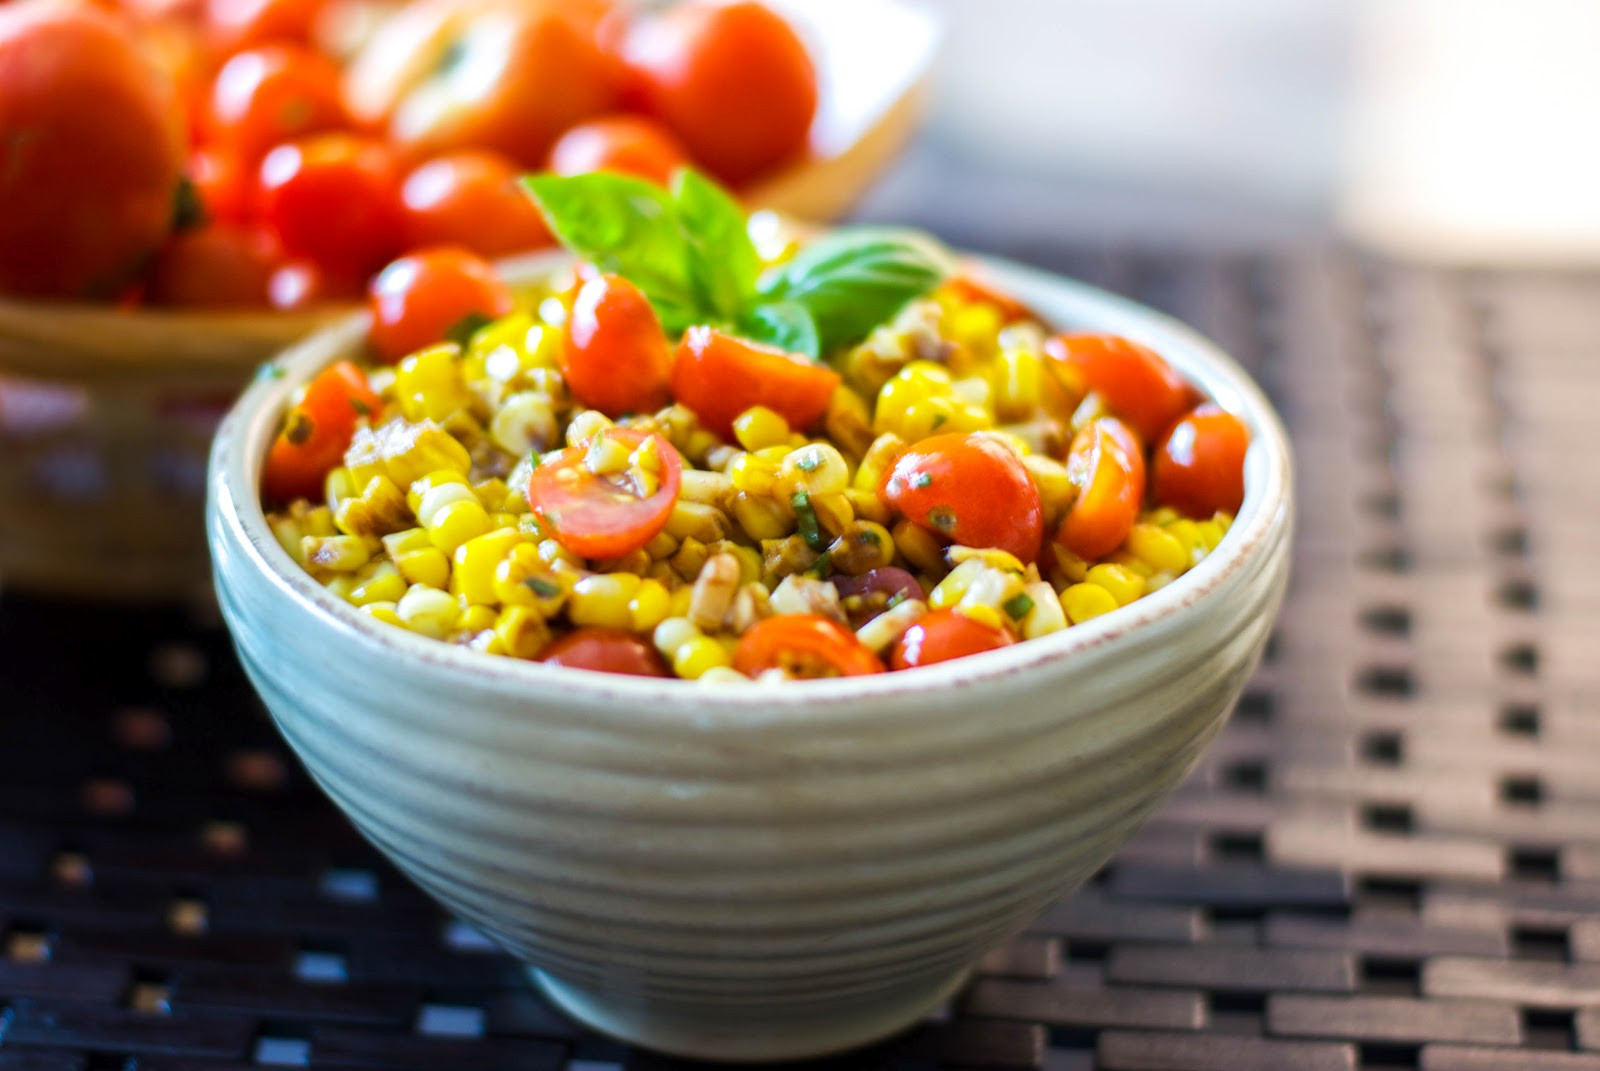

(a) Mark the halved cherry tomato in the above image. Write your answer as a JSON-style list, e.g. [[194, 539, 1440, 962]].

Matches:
[[540, 627, 671, 677], [261, 359, 381, 503], [399, 150, 552, 259], [890, 609, 1016, 671], [944, 275, 1035, 325], [205, 0, 325, 53], [734, 615, 885, 679], [670, 326, 839, 439], [1153, 403, 1249, 518], [1043, 333, 1202, 445], [547, 115, 691, 186], [208, 45, 347, 166], [1055, 417, 1145, 560], [563, 273, 673, 418], [880, 433, 1044, 563], [188, 146, 251, 224], [268, 258, 364, 310], [259, 134, 400, 279], [526, 426, 683, 561], [145, 223, 280, 307], [367, 246, 514, 364]]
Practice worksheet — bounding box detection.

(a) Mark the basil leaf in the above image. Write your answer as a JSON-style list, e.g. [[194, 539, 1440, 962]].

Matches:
[[739, 301, 821, 360], [758, 227, 951, 353], [672, 168, 759, 324]]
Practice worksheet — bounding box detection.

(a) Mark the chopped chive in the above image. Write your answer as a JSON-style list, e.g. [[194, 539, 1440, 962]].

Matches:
[[1003, 593, 1035, 619], [446, 311, 494, 348], [524, 577, 561, 598], [931, 412, 948, 428], [806, 550, 834, 579], [350, 398, 372, 417], [795, 452, 819, 472], [791, 489, 829, 552], [912, 472, 933, 489], [886, 590, 908, 610]]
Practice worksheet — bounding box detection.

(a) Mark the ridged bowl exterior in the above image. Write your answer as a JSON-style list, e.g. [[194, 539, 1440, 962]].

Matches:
[[207, 254, 1293, 1062]]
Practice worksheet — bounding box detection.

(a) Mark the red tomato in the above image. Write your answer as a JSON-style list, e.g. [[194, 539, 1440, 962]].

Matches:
[[547, 114, 691, 186], [1043, 333, 1202, 445], [880, 433, 1044, 563], [541, 628, 671, 677], [734, 615, 884, 679], [563, 274, 673, 418], [944, 275, 1035, 325], [399, 150, 552, 258], [188, 146, 251, 224], [259, 134, 400, 279], [268, 258, 363, 310], [526, 426, 683, 561], [261, 359, 381, 503], [670, 326, 839, 439], [1055, 417, 1145, 560], [622, 1, 815, 185], [1153, 403, 1249, 518], [367, 246, 514, 364], [145, 224, 280, 307], [208, 45, 347, 166], [890, 609, 1016, 671], [205, 0, 325, 53]]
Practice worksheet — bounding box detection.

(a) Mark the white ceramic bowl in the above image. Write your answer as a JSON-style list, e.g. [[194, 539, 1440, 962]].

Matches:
[[207, 252, 1293, 1062]]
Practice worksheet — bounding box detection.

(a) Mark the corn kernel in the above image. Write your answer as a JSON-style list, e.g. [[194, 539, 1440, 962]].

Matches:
[[731, 406, 792, 451], [1019, 580, 1067, 639], [565, 409, 612, 447], [854, 432, 907, 492], [629, 578, 673, 632], [569, 574, 643, 630], [856, 598, 927, 652], [930, 559, 986, 609], [1061, 582, 1118, 624], [324, 466, 358, 509], [395, 547, 450, 589], [451, 528, 525, 606], [654, 617, 699, 660], [728, 453, 780, 496], [415, 481, 477, 529], [664, 500, 728, 543], [729, 493, 791, 541], [396, 584, 457, 639], [892, 519, 947, 576], [494, 606, 550, 659], [360, 603, 405, 628], [1126, 524, 1187, 574], [673, 635, 732, 679], [1086, 563, 1145, 606], [302, 535, 371, 573], [955, 603, 1005, 630], [456, 604, 498, 633], [779, 443, 849, 496], [697, 666, 749, 684], [349, 562, 407, 606]]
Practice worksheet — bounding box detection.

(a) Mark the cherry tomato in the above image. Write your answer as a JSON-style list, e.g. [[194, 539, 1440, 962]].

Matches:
[[890, 609, 1016, 671], [205, 0, 325, 53], [188, 146, 251, 224], [208, 45, 347, 166], [399, 150, 552, 259], [261, 359, 381, 503], [880, 433, 1044, 563], [527, 426, 683, 561], [547, 115, 691, 186], [1055, 417, 1145, 560], [145, 224, 280, 307], [562, 274, 673, 418], [622, 1, 816, 185], [734, 615, 885, 679], [671, 326, 839, 439], [540, 628, 671, 677], [1153, 403, 1249, 518], [268, 258, 363, 310], [367, 246, 514, 364], [944, 275, 1035, 325], [259, 134, 400, 279], [1043, 333, 1202, 445]]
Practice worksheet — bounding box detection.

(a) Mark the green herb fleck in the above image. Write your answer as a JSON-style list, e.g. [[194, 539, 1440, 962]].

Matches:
[[912, 472, 932, 489], [886, 590, 908, 610], [806, 550, 834, 579], [255, 362, 286, 382], [927, 505, 958, 532], [446, 311, 494, 348], [792, 489, 828, 552], [796, 452, 819, 473], [350, 397, 372, 417], [931, 412, 948, 429], [524, 577, 561, 598], [1003, 593, 1035, 619]]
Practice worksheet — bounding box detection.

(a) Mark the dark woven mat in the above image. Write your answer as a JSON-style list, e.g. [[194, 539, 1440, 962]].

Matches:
[[3, 245, 1597, 1071]]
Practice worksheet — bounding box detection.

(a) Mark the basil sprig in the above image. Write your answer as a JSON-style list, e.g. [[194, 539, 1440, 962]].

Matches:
[[522, 169, 950, 360]]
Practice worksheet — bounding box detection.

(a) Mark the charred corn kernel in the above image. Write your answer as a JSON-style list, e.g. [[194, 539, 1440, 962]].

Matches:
[[396, 584, 457, 639], [270, 516, 306, 565], [892, 519, 947, 576], [728, 453, 780, 495], [846, 487, 891, 526], [994, 347, 1043, 421], [854, 432, 906, 491], [828, 520, 894, 575], [762, 534, 820, 580], [947, 546, 1027, 574], [856, 598, 927, 652], [1086, 563, 1145, 606], [1062, 582, 1118, 624], [647, 561, 676, 585], [1050, 543, 1091, 583], [303, 535, 371, 572], [451, 528, 524, 606], [629, 578, 673, 632], [779, 443, 849, 496], [732, 407, 792, 451], [678, 469, 731, 506], [643, 530, 679, 559], [488, 392, 557, 460], [671, 537, 709, 581], [336, 475, 409, 538], [349, 562, 406, 606], [383, 527, 431, 557], [598, 548, 651, 576], [300, 506, 337, 538], [395, 547, 450, 589], [585, 430, 631, 475], [566, 409, 612, 447], [1019, 580, 1067, 638], [697, 666, 749, 684], [569, 574, 643, 630], [439, 410, 484, 451], [396, 345, 472, 423], [493, 606, 549, 659], [956, 603, 1005, 630], [930, 559, 986, 609], [673, 635, 732, 679], [325, 466, 358, 508], [716, 542, 762, 584], [360, 602, 404, 628], [665, 500, 727, 542], [426, 498, 492, 554], [456, 604, 497, 633], [366, 419, 472, 487], [492, 545, 569, 614], [729, 492, 790, 541]]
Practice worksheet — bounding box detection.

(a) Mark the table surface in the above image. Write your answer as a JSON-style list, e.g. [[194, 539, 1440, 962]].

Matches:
[[2, 237, 1598, 1071]]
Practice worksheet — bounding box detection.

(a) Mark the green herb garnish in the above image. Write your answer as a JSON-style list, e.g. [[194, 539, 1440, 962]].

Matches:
[[446, 311, 494, 349], [524, 577, 561, 598], [1003, 593, 1035, 619], [791, 489, 829, 552]]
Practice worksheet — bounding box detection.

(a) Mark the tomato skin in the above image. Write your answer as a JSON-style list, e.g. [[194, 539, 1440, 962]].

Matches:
[[527, 426, 684, 561], [881, 433, 1044, 564], [268, 258, 363, 310], [623, 1, 815, 185], [890, 609, 1016, 671], [944, 275, 1035, 325], [1043, 333, 1202, 445], [399, 150, 552, 259], [261, 359, 381, 503], [188, 146, 251, 224], [548, 114, 691, 186], [563, 274, 674, 418], [1055, 417, 1146, 560], [541, 628, 671, 677], [208, 45, 347, 166], [205, 0, 325, 53], [145, 224, 280, 307], [259, 134, 401, 279], [367, 247, 514, 364], [734, 615, 885, 679], [671, 326, 840, 440], [1153, 403, 1249, 518]]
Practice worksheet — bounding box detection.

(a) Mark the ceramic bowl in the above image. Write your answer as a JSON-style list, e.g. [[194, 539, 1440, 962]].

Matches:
[[206, 251, 1293, 1062]]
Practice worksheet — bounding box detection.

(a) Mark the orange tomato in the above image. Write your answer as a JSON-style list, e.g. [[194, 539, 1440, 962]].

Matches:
[[145, 224, 280, 307], [944, 275, 1036, 325], [541, 628, 671, 677], [547, 115, 691, 187], [205, 0, 326, 53], [208, 44, 348, 166], [268, 258, 363, 310], [261, 359, 381, 503], [622, 1, 815, 185], [0, 2, 185, 298], [1043, 333, 1202, 446], [734, 615, 885, 679], [1153, 403, 1249, 518], [188, 146, 251, 223], [258, 134, 401, 279], [562, 274, 673, 418], [1056, 417, 1145, 560], [367, 247, 513, 364], [526, 426, 683, 561], [670, 327, 839, 439], [880, 433, 1044, 564], [399, 150, 551, 258], [890, 609, 1016, 671]]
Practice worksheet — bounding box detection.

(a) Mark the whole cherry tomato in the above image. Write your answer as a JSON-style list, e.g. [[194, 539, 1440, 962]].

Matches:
[[563, 273, 673, 418], [880, 433, 1044, 563], [670, 326, 839, 439], [541, 628, 671, 677], [208, 45, 347, 166], [259, 134, 400, 279], [0, 2, 185, 298], [261, 359, 381, 503], [734, 615, 885, 679], [268, 258, 364, 310], [890, 609, 1016, 671], [547, 115, 691, 186], [1043, 333, 1201, 446], [622, 1, 816, 185], [1153, 403, 1249, 518], [205, 0, 325, 53], [145, 224, 280, 307], [399, 150, 551, 258], [1056, 417, 1145, 560], [367, 246, 514, 364], [188, 146, 251, 224], [526, 426, 684, 561]]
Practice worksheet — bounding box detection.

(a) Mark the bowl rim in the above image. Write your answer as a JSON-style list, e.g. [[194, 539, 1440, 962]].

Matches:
[[208, 248, 1293, 717]]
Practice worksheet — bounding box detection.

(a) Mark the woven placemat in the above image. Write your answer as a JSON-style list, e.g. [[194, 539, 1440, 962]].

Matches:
[[2, 245, 1595, 1071]]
